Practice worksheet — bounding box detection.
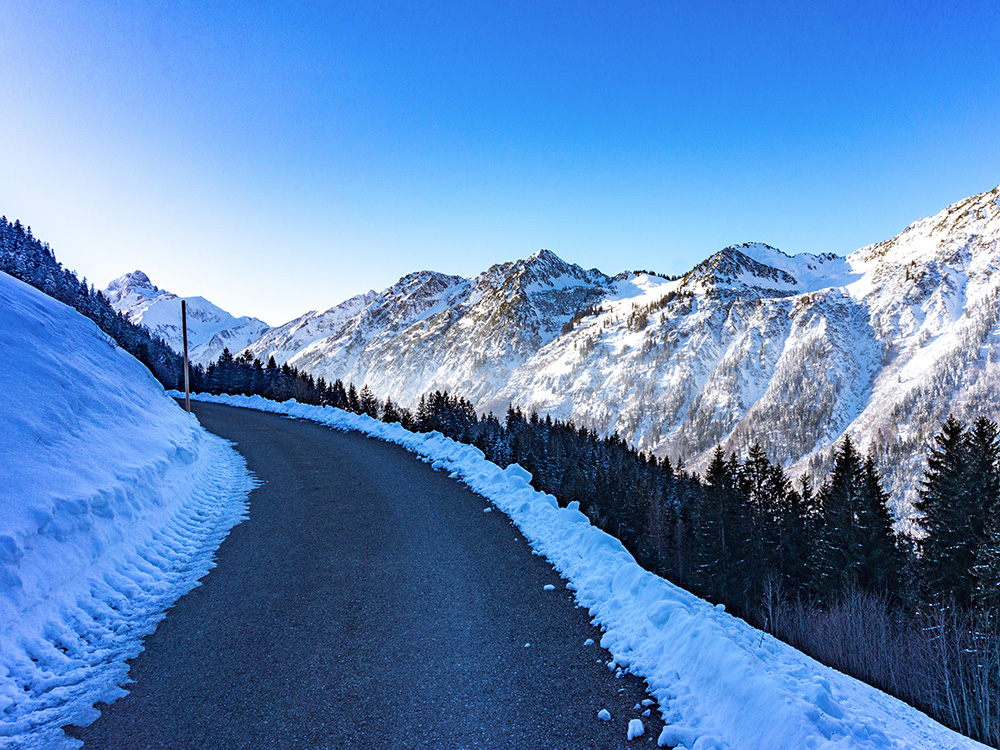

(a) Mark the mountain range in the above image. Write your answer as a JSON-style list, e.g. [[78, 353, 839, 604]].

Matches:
[[107, 186, 1000, 518]]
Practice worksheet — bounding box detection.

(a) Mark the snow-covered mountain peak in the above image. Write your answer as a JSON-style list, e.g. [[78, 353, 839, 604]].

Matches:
[[319, 289, 379, 317], [104, 274, 270, 366], [680, 243, 801, 296], [376, 269, 467, 304], [476, 249, 610, 298], [356, 270, 471, 330], [843, 186, 1000, 317], [104, 269, 171, 307], [107, 268, 155, 291], [520, 248, 609, 289]]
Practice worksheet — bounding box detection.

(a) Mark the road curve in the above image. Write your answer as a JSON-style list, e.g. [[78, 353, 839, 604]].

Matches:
[[70, 401, 663, 749]]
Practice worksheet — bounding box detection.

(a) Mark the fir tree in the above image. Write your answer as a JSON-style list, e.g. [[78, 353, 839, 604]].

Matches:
[[330, 379, 348, 409], [737, 444, 786, 602], [916, 416, 975, 605], [347, 383, 360, 414], [973, 510, 1000, 609], [856, 454, 904, 594], [812, 436, 865, 602], [693, 446, 739, 603], [778, 480, 811, 597], [358, 385, 380, 418], [970, 418, 1000, 608], [382, 397, 401, 424]]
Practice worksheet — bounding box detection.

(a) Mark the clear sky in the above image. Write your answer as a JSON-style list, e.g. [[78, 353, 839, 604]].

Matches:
[[2, 1, 998, 325]]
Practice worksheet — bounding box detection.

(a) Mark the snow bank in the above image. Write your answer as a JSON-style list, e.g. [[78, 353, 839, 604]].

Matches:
[[183, 391, 986, 750], [0, 273, 253, 748]]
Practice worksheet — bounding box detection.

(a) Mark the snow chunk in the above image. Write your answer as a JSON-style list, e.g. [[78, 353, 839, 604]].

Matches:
[[543, 584, 556, 591], [598, 709, 612, 721], [627, 718, 645, 740]]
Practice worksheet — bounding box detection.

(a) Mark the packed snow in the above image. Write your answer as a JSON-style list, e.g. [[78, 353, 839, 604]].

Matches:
[[0, 272, 253, 748], [627, 717, 645, 740], [184, 391, 989, 750]]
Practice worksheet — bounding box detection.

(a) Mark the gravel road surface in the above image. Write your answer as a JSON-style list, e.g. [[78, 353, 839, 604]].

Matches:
[[70, 401, 664, 749]]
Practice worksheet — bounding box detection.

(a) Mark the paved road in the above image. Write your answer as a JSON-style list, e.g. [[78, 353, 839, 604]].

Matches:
[[71, 402, 663, 749]]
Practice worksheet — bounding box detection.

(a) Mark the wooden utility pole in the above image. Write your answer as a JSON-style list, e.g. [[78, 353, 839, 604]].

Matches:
[[181, 299, 191, 413]]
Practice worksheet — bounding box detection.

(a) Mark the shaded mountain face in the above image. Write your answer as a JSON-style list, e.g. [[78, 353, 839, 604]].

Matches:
[[186, 186, 1000, 520], [104, 272, 270, 366]]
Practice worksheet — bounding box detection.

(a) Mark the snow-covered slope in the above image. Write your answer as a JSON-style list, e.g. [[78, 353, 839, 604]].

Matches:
[[0, 271, 253, 748], [104, 271, 270, 366], [237, 187, 1000, 519], [187, 391, 988, 750]]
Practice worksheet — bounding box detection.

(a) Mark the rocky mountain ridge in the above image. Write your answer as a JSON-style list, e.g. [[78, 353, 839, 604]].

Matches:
[[111, 185, 1000, 519]]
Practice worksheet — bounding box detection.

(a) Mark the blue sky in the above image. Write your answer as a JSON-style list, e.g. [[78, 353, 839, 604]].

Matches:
[[2, 1, 998, 324]]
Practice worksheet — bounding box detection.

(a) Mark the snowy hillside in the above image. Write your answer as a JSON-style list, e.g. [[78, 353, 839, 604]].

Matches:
[[0, 271, 253, 748], [105, 271, 270, 366], [236, 186, 1000, 519]]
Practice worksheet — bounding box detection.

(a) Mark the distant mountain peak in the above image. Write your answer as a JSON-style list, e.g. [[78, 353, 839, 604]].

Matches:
[[104, 270, 165, 304], [103, 275, 269, 366], [530, 247, 558, 260], [119, 269, 154, 288], [681, 243, 800, 295], [507, 248, 610, 291]]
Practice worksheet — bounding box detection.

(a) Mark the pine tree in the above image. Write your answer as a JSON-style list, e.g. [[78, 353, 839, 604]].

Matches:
[[973, 511, 1000, 609], [382, 397, 401, 424], [970, 418, 1000, 608], [737, 444, 786, 602], [415, 394, 431, 429], [778, 479, 811, 597], [693, 446, 739, 603], [358, 385, 380, 418], [812, 436, 865, 602], [856, 454, 904, 594], [347, 383, 360, 414], [916, 416, 975, 605], [330, 379, 348, 409]]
